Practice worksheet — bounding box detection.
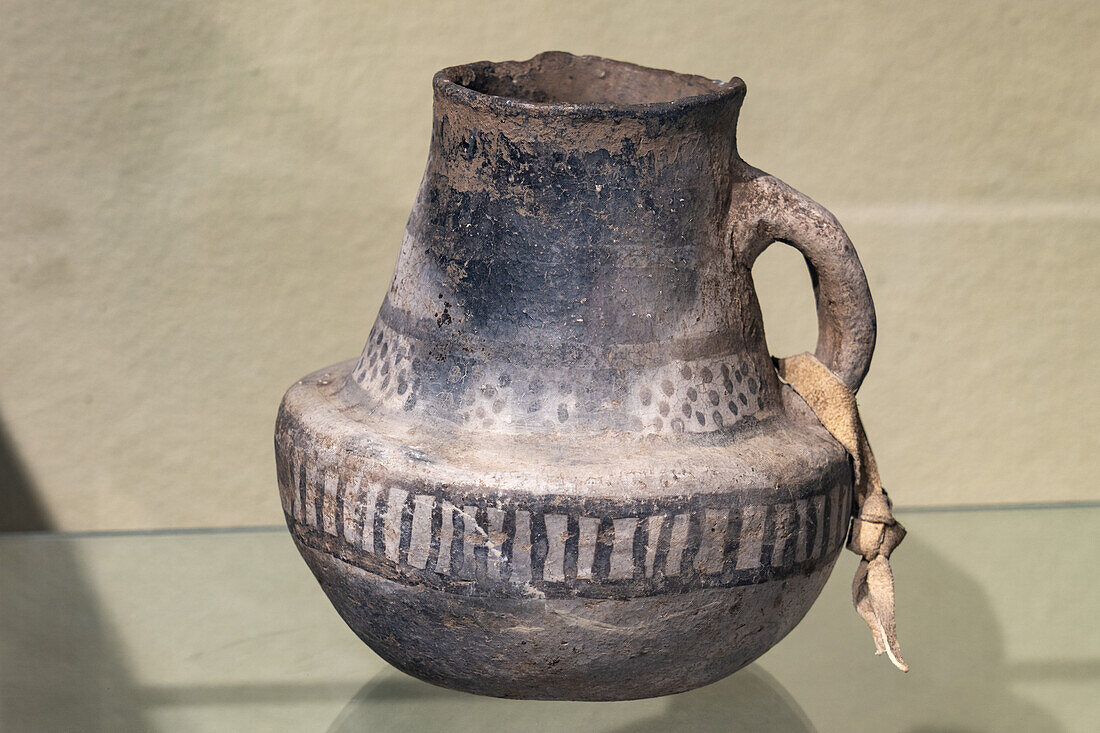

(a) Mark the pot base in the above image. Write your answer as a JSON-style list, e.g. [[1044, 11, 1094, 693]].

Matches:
[[298, 544, 839, 701]]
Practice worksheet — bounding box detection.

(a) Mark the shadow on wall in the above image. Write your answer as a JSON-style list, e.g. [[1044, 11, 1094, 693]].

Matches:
[[896, 533, 1081, 733], [0, 411, 52, 532], [0, 411, 147, 728], [781, 523, 1074, 733], [0, 536, 148, 731]]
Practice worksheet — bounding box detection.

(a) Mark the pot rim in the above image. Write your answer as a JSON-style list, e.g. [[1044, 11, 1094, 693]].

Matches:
[[434, 51, 746, 119]]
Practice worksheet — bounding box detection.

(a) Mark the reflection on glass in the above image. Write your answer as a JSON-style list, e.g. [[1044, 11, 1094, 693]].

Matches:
[[327, 663, 814, 733]]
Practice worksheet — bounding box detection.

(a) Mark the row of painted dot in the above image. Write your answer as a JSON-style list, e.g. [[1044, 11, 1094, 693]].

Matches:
[[352, 323, 771, 433]]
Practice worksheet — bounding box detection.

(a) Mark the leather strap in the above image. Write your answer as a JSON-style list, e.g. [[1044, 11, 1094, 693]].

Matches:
[[776, 352, 908, 671]]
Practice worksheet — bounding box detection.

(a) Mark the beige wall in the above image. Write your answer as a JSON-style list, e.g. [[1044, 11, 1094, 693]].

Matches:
[[1, 1, 1097, 530]]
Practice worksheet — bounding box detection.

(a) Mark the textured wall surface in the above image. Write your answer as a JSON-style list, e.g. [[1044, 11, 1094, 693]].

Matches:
[[1, 1, 1097, 530]]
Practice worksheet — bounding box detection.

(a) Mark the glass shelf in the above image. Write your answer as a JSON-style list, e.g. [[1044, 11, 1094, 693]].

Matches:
[[2, 506, 1096, 732]]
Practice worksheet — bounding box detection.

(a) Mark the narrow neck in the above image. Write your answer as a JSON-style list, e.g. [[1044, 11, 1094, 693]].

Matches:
[[349, 56, 782, 434], [387, 85, 744, 354]]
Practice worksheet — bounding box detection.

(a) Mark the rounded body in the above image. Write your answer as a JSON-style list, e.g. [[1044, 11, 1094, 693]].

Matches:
[[276, 52, 876, 700]]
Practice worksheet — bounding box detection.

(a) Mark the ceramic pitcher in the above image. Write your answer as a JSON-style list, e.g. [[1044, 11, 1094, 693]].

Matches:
[[275, 52, 878, 700]]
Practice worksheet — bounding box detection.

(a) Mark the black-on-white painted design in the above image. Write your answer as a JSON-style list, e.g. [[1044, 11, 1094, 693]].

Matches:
[[279, 448, 851, 599], [348, 317, 775, 436]]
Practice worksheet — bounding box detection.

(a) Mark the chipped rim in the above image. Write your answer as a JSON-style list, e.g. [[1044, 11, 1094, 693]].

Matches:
[[434, 51, 746, 119]]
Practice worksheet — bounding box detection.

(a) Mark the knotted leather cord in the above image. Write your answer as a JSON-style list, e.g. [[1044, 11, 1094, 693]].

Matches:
[[776, 352, 909, 671]]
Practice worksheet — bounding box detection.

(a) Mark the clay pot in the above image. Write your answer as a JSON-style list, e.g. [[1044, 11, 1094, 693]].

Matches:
[[275, 52, 876, 701]]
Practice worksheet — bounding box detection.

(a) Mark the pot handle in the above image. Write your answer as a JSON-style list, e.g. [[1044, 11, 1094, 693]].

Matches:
[[735, 172, 876, 392]]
